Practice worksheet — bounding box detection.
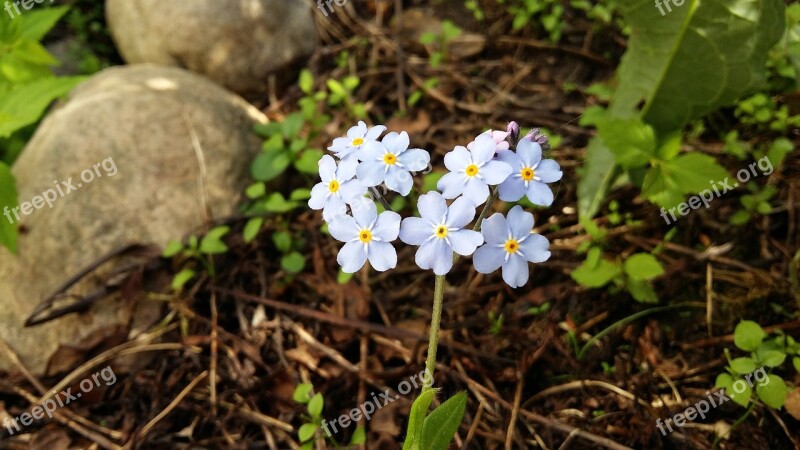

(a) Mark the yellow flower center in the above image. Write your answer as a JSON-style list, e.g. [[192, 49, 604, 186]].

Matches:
[[435, 225, 448, 239], [351, 137, 365, 147], [465, 164, 479, 177], [358, 229, 372, 243], [383, 153, 397, 165], [521, 167, 535, 181], [504, 239, 519, 254], [328, 180, 340, 193]]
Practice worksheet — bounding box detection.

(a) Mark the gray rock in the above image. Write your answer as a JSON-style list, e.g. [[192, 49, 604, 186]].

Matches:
[[0, 64, 266, 374], [105, 0, 316, 95]]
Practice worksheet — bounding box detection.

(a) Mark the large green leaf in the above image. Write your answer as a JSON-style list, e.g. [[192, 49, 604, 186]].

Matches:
[[0, 162, 18, 253], [421, 392, 467, 450], [576, 137, 617, 220], [0, 76, 85, 137], [611, 0, 785, 132], [18, 6, 71, 41], [402, 389, 436, 450]]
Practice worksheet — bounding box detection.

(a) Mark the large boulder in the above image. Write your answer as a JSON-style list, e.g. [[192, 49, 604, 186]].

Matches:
[[0, 64, 267, 375], [105, 0, 316, 95]]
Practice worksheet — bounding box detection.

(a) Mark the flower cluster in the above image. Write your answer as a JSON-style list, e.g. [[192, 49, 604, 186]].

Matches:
[[309, 120, 562, 288]]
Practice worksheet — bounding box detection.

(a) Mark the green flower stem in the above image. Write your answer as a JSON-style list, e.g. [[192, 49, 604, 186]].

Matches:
[[370, 187, 392, 210], [473, 187, 499, 232], [423, 273, 445, 390]]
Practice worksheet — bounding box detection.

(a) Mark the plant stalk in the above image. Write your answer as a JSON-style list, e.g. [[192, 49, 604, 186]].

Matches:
[[423, 274, 445, 390]]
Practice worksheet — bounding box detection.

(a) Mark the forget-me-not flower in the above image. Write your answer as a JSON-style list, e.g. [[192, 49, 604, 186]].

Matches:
[[329, 201, 400, 273], [328, 121, 386, 173], [473, 205, 551, 288], [399, 192, 483, 275], [497, 138, 562, 206], [437, 133, 512, 202], [308, 155, 366, 222], [356, 131, 430, 196], [467, 129, 510, 152]]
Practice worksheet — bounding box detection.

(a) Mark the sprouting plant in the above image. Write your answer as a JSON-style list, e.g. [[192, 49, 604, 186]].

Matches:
[[310, 121, 562, 448], [162, 226, 231, 291], [293, 382, 365, 449], [729, 184, 777, 226], [715, 320, 798, 410], [735, 93, 800, 133], [488, 310, 504, 335], [419, 20, 462, 68], [498, 0, 565, 41], [327, 75, 367, 119], [407, 76, 439, 108]]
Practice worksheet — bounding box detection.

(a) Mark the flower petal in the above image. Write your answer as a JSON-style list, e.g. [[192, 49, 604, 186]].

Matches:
[[367, 241, 397, 271], [437, 172, 466, 199], [446, 196, 477, 228], [339, 179, 366, 203], [417, 192, 448, 222], [361, 140, 386, 161], [347, 121, 367, 139], [535, 159, 563, 183], [480, 160, 512, 185], [498, 177, 526, 202], [338, 154, 360, 176], [400, 217, 433, 245], [328, 136, 350, 153], [473, 244, 505, 274], [328, 214, 359, 242], [322, 195, 348, 222], [443, 146, 471, 172], [501, 254, 529, 288], [338, 241, 368, 273], [479, 213, 510, 245], [365, 124, 386, 141], [525, 181, 554, 206], [470, 133, 497, 165], [462, 178, 490, 204], [373, 211, 401, 241], [506, 205, 534, 239], [386, 131, 410, 154], [448, 229, 483, 256], [496, 150, 522, 172], [519, 233, 551, 263], [398, 148, 430, 172], [308, 182, 329, 210], [415, 238, 453, 275], [318, 154, 337, 182], [384, 167, 413, 196], [352, 198, 378, 228], [516, 139, 542, 168], [356, 160, 386, 187]]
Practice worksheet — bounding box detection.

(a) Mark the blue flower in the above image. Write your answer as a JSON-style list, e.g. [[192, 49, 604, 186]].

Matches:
[[329, 201, 400, 273], [399, 192, 484, 275], [356, 131, 430, 196], [437, 133, 512, 202], [497, 138, 562, 206], [473, 205, 551, 288], [308, 155, 366, 222], [328, 121, 386, 173]]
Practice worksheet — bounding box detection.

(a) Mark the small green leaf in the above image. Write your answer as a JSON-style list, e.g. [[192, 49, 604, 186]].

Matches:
[[199, 226, 230, 255], [295, 149, 324, 174], [162, 240, 184, 258], [263, 193, 299, 213], [251, 151, 290, 182], [290, 188, 312, 201], [299, 69, 314, 94], [327, 79, 346, 97], [626, 279, 658, 303], [402, 389, 436, 450], [730, 357, 757, 375], [597, 118, 657, 169], [350, 425, 366, 445], [0, 163, 18, 253], [623, 253, 664, 280], [571, 249, 622, 288], [715, 373, 751, 407], [281, 251, 306, 274], [420, 392, 467, 450], [245, 182, 266, 199], [19, 6, 70, 41], [243, 217, 263, 243], [759, 350, 786, 368], [756, 374, 787, 409], [298, 423, 318, 442], [272, 231, 293, 253], [282, 113, 305, 139], [308, 392, 324, 417], [337, 269, 354, 284], [293, 383, 313, 403], [171, 268, 196, 291], [792, 357, 800, 373], [734, 320, 767, 352], [667, 153, 729, 194]]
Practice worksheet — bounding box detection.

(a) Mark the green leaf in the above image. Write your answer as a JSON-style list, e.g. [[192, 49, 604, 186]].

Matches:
[[756, 374, 787, 409], [610, 0, 785, 133], [171, 268, 196, 291], [263, 193, 299, 213], [571, 248, 622, 288], [715, 373, 751, 407], [307, 392, 324, 417], [350, 425, 366, 445], [282, 113, 304, 139], [734, 320, 767, 352], [13, 39, 60, 66], [766, 138, 793, 168], [626, 278, 658, 303], [337, 269, 354, 284], [243, 217, 263, 243], [162, 240, 184, 258], [250, 151, 290, 182], [623, 253, 664, 280], [793, 357, 800, 373], [596, 118, 657, 168], [667, 153, 729, 193], [19, 6, 70, 41], [298, 423, 318, 442], [402, 389, 436, 450], [299, 69, 314, 94], [0, 162, 18, 253], [577, 137, 617, 219], [245, 182, 266, 199], [289, 188, 312, 201], [272, 231, 292, 253], [756, 347, 787, 368], [199, 226, 230, 255], [294, 150, 324, 174], [729, 357, 757, 375], [293, 383, 314, 403], [327, 79, 346, 97], [0, 76, 85, 138], [261, 133, 284, 151], [417, 392, 467, 450], [281, 251, 306, 274]]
